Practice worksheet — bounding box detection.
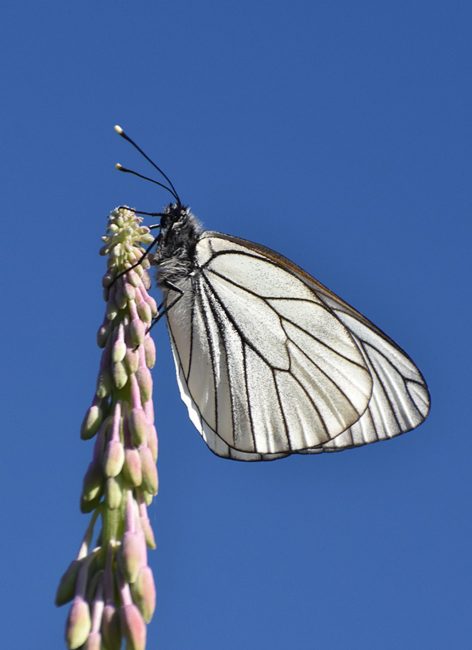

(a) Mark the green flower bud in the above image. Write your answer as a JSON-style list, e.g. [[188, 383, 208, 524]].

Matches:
[[127, 318, 145, 347], [55, 559, 82, 606], [101, 604, 121, 650], [140, 447, 158, 496], [82, 462, 103, 504], [105, 477, 122, 509], [103, 440, 125, 478], [65, 596, 91, 649], [136, 300, 152, 324], [131, 566, 156, 623], [124, 348, 140, 374], [96, 369, 112, 399], [97, 322, 111, 348], [123, 448, 142, 487], [80, 403, 103, 440], [112, 360, 128, 390], [112, 339, 127, 363], [127, 409, 149, 446], [136, 367, 152, 402], [120, 604, 146, 650]]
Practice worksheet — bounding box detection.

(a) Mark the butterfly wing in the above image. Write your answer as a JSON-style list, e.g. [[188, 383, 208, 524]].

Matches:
[[165, 232, 429, 460]]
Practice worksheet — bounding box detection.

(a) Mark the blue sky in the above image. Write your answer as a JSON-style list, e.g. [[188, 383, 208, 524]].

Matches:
[[2, 1, 471, 648]]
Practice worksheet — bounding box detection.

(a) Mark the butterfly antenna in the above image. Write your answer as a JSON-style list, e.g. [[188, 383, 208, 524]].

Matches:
[[114, 125, 182, 205], [115, 164, 180, 202]]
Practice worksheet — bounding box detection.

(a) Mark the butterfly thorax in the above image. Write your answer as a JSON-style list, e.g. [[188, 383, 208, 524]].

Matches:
[[154, 203, 203, 286]]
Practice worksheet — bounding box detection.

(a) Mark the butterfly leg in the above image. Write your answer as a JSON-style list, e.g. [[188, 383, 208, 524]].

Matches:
[[109, 234, 160, 288], [147, 280, 184, 332]]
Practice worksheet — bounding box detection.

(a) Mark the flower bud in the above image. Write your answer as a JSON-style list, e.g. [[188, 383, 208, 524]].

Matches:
[[124, 348, 140, 374], [147, 425, 158, 462], [65, 596, 91, 649], [105, 477, 122, 509], [123, 282, 136, 301], [97, 322, 111, 348], [55, 559, 82, 606], [103, 440, 125, 477], [136, 367, 152, 402], [112, 339, 127, 363], [123, 448, 142, 487], [127, 409, 148, 446], [127, 318, 145, 347], [96, 369, 112, 399], [82, 462, 103, 504], [80, 403, 103, 440], [120, 530, 147, 583], [112, 360, 128, 390], [143, 337, 156, 369], [101, 604, 121, 650], [84, 631, 102, 650], [126, 269, 141, 287], [131, 566, 156, 623], [140, 446, 158, 496], [136, 300, 152, 324], [120, 604, 146, 650], [140, 515, 157, 549]]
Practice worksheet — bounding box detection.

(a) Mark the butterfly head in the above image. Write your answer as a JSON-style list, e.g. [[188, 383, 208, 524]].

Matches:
[[154, 203, 203, 284]]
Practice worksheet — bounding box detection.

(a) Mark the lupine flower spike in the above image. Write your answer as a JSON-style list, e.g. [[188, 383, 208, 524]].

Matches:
[[56, 207, 158, 649]]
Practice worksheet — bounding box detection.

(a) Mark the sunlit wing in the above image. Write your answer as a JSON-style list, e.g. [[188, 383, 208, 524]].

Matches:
[[165, 232, 429, 460]]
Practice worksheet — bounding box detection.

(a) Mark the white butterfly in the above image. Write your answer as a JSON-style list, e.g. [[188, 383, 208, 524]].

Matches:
[[115, 126, 430, 461], [156, 210, 430, 461]]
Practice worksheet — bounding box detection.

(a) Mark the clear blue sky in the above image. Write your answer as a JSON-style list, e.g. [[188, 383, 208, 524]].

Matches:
[[2, 1, 471, 648]]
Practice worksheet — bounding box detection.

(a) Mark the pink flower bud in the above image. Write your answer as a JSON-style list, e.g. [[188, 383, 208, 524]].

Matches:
[[143, 337, 156, 369], [123, 282, 136, 300], [140, 515, 157, 549], [127, 409, 149, 446], [126, 269, 141, 287], [103, 440, 125, 478], [84, 631, 102, 650], [120, 604, 146, 650], [131, 566, 156, 623], [140, 446, 158, 496], [121, 530, 147, 583], [65, 596, 91, 649], [136, 367, 152, 402], [147, 425, 158, 462], [123, 448, 142, 486]]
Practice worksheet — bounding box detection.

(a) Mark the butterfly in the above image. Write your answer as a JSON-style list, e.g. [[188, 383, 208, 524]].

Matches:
[[115, 125, 430, 461]]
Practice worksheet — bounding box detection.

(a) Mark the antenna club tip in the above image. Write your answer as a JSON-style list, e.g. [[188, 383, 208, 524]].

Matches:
[[114, 124, 124, 136], [115, 163, 123, 170]]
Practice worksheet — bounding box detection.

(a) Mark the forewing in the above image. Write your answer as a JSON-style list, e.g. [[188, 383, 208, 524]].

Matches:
[[165, 233, 375, 459]]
